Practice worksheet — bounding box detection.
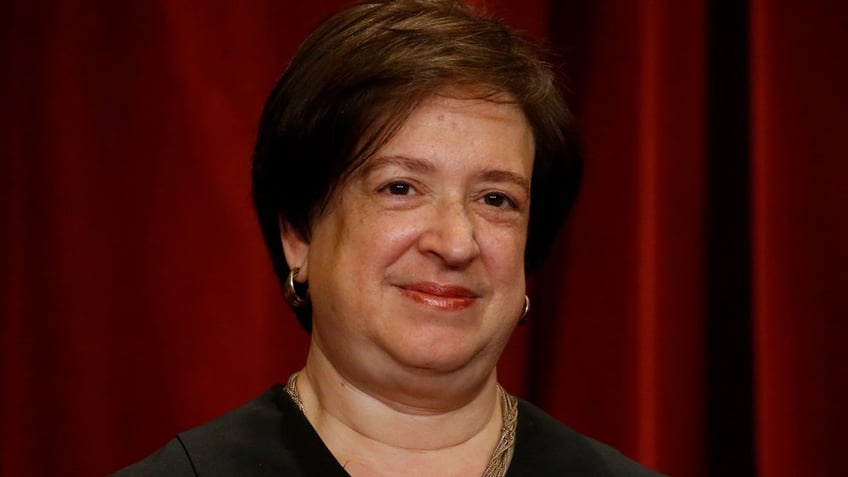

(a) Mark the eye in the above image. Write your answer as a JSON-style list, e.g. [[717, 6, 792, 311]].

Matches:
[[482, 192, 516, 209], [380, 181, 415, 196]]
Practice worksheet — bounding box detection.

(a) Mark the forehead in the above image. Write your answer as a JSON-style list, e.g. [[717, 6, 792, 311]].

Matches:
[[383, 93, 532, 159], [412, 89, 529, 127], [321, 92, 535, 216], [377, 92, 532, 153], [332, 90, 534, 199]]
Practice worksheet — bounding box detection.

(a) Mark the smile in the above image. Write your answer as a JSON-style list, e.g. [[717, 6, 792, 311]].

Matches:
[[397, 282, 478, 311]]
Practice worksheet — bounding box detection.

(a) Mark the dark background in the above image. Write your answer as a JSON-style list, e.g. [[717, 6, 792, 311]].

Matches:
[[2, 0, 846, 475]]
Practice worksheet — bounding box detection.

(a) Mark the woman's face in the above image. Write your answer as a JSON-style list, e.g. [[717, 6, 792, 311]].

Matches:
[[286, 93, 534, 389]]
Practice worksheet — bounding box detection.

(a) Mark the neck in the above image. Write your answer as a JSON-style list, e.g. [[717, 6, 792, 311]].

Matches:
[[296, 342, 504, 476]]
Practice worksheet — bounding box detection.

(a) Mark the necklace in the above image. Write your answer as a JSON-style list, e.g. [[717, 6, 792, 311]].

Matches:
[[284, 372, 517, 477]]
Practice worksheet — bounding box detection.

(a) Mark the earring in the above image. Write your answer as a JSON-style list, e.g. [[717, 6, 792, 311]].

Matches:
[[284, 267, 309, 307], [519, 295, 530, 322]]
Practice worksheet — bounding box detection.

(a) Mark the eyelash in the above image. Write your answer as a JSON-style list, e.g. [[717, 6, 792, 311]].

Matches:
[[377, 180, 520, 210], [380, 181, 416, 196], [480, 192, 517, 209]]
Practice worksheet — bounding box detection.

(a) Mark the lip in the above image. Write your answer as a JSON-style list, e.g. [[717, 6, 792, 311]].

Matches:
[[397, 282, 478, 311]]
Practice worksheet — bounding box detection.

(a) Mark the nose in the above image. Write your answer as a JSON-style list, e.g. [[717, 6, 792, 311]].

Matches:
[[417, 200, 481, 268]]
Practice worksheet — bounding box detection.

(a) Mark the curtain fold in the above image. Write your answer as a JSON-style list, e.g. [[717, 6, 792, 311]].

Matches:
[[750, 1, 848, 475], [2, 1, 844, 476], [533, 1, 708, 474]]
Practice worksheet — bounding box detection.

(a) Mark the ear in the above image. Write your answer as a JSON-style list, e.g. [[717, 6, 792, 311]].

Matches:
[[279, 217, 310, 282]]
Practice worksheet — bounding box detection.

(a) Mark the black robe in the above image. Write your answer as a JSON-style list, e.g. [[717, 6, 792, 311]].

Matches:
[[112, 386, 665, 476]]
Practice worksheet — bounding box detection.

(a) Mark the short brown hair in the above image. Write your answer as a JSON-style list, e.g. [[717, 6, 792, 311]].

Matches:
[[252, 0, 582, 331]]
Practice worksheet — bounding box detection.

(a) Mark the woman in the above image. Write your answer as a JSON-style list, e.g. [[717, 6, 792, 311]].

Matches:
[[115, 1, 663, 475]]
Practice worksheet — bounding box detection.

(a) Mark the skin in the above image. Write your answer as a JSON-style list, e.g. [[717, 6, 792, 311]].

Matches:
[[281, 92, 534, 476]]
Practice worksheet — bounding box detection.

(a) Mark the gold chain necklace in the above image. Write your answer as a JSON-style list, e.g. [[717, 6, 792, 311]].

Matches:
[[284, 372, 517, 477]]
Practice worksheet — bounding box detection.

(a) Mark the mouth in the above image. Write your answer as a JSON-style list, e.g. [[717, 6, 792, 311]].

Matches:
[[397, 282, 478, 311]]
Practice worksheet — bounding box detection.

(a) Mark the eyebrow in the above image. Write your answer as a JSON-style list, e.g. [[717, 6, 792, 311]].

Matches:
[[479, 169, 530, 193], [363, 155, 531, 193], [363, 155, 435, 175]]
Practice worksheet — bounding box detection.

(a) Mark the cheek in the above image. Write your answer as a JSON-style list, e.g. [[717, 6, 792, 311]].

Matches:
[[349, 212, 427, 263], [478, 227, 528, 280]]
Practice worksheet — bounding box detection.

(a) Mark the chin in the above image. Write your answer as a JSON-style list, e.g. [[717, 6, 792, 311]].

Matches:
[[385, 333, 492, 375]]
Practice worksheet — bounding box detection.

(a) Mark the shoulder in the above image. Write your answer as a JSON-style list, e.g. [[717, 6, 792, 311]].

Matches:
[[176, 385, 295, 474], [508, 400, 666, 477], [111, 437, 195, 477], [110, 386, 304, 477]]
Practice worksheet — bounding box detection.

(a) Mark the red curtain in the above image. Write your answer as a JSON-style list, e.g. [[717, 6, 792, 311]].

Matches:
[[2, 1, 845, 476]]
